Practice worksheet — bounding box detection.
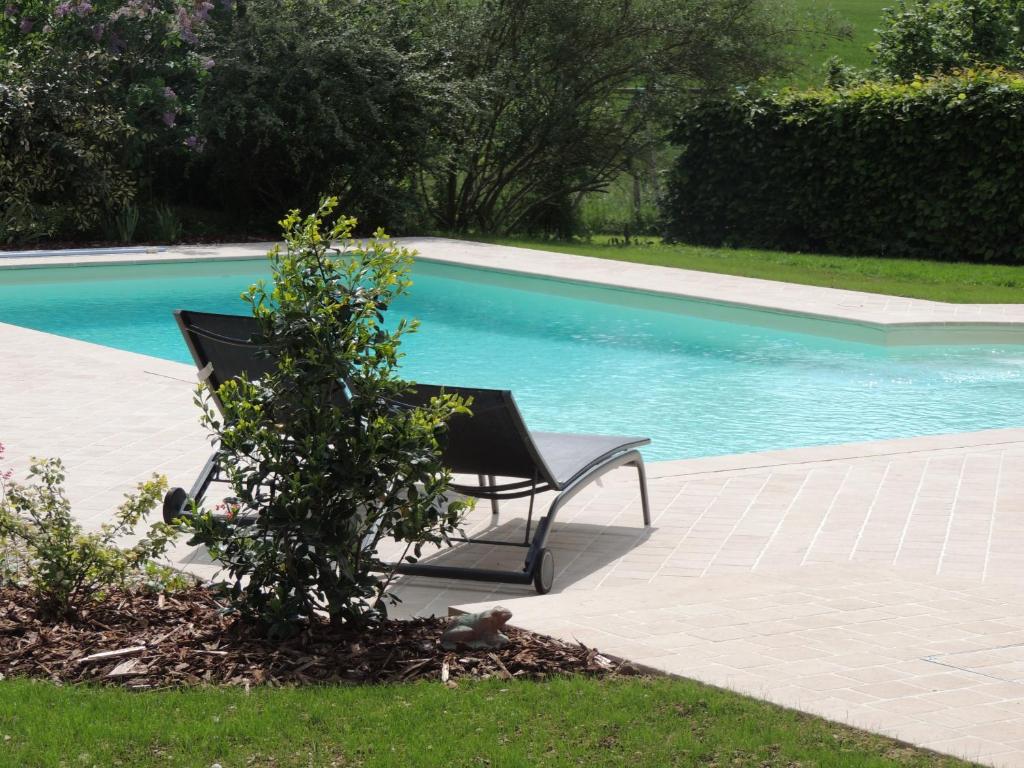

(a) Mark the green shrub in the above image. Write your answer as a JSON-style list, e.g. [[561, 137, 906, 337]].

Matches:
[[0, 448, 180, 619], [662, 68, 1024, 262], [0, 58, 136, 243], [0, 0, 213, 243], [113, 204, 139, 243], [183, 199, 471, 638], [873, 0, 1024, 80], [188, 0, 440, 232], [149, 203, 183, 242]]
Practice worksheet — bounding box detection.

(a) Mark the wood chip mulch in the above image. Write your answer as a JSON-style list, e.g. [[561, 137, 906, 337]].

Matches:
[[0, 586, 638, 689]]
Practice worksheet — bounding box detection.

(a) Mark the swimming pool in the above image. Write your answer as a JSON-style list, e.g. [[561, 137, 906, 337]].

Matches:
[[1, 257, 1022, 461]]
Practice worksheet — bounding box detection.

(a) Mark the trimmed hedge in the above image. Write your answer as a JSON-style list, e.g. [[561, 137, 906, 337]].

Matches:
[[662, 69, 1024, 262]]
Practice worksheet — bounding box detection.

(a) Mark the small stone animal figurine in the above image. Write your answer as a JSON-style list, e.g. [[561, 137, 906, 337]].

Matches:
[[440, 606, 513, 650]]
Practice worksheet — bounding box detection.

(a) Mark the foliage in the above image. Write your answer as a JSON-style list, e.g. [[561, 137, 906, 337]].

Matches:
[[187, 0, 444, 232], [0, 0, 213, 243], [113, 203, 139, 243], [183, 199, 470, 637], [662, 68, 1024, 262], [873, 0, 1024, 79], [0, 57, 136, 242], [578, 176, 660, 240], [149, 203, 182, 242], [0, 448, 180, 619], [419, 0, 801, 236]]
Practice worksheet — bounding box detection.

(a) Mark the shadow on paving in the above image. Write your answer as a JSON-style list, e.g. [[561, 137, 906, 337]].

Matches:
[[408, 519, 654, 591]]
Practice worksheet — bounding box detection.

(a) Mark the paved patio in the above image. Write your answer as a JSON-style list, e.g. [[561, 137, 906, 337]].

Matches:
[[3, 242, 1024, 765]]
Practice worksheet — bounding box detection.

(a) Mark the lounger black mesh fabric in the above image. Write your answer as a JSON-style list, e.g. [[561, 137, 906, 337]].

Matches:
[[166, 309, 653, 593], [175, 309, 274, 416]]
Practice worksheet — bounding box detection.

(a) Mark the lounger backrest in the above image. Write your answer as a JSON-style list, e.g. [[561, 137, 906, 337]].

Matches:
[[402, 384, 557, 486], [174, 309, 276, 415]]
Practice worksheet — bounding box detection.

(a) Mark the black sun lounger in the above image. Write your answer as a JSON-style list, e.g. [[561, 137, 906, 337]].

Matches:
[[162, 309, 272, 524], [391, 384, 650, 593], [165, 309, 652, 594]]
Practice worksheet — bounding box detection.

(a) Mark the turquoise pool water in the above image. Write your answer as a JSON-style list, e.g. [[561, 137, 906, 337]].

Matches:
[[1, 258, 1022, 461]]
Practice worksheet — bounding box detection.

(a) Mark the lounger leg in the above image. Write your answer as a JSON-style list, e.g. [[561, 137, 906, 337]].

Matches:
[[523, 449, 652, 578], [488, 475, 500, 515], [631, 457, 652, 526], [164, 450, 220, 524], [477, 474, 501, 516], [189, 451, 220, 506]]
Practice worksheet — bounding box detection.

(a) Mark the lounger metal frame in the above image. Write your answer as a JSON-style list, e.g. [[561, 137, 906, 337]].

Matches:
[[385, 384, 651, 593]]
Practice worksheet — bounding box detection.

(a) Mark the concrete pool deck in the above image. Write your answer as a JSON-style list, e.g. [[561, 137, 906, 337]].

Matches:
[[3, 240, 1024, 765]]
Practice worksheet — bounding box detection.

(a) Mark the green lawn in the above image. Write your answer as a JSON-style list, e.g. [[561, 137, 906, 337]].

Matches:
[[1, 677, 972, 768], [789, 0, 888, 85], [487, 237, 1024, 304]]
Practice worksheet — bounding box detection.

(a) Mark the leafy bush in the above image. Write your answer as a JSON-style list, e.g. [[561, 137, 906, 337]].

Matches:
[[662, 69, 1024, 262], [0, 447, 181, 619], [0, 0, 213, 243], [184, 199, 470, 637], [0, 57, 137, 243], [873, 0, 1024, 80], [149, 203, 182, 242], [187, 0, 442, 232]]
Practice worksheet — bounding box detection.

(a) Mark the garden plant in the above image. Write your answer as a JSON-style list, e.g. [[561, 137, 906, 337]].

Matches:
[[183, 198, 472, 637], [0, 441, 181, 619]]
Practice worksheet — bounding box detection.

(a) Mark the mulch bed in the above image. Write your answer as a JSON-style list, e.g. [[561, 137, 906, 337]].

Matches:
[[0, 586, 637, 689]]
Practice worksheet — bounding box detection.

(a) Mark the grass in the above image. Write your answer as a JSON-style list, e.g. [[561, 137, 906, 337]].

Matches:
[[789, 0, 889, 85], [484, 237, 1024, 304], [0, 676, 973, 767]]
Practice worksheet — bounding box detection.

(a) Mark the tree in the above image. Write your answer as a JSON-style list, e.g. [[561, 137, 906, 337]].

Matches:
[[0, 0, 213, 242], [187, 0, 449, 231], [873, 0, 1024, 80], [418, 0, 800, 235]]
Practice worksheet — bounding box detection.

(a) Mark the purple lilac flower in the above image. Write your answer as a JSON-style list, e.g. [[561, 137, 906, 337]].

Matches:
[[18, 17, 32, 32], [201, 56, 215, 70], [161, 111, 176, 127], [3, 5, 17, 18], [184, 134, 205, 152], [74, 0, 92, 16], [163, 86, 177, 100], [54, 2, 72, 17], [194, 1, 212, 21], [175, 7, 195, 43]]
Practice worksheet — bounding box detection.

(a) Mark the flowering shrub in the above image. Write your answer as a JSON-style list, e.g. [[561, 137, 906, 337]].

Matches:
[[0, 443, 183, 619], [0, 0, 216, 241]]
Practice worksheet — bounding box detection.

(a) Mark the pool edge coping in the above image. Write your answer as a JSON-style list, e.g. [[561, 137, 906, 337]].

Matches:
[[2, 238, 1024, 345]]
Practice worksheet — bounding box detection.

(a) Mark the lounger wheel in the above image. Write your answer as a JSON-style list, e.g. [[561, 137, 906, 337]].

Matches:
[[162, 487, 189, 524], [533, 548, 554, 594]]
